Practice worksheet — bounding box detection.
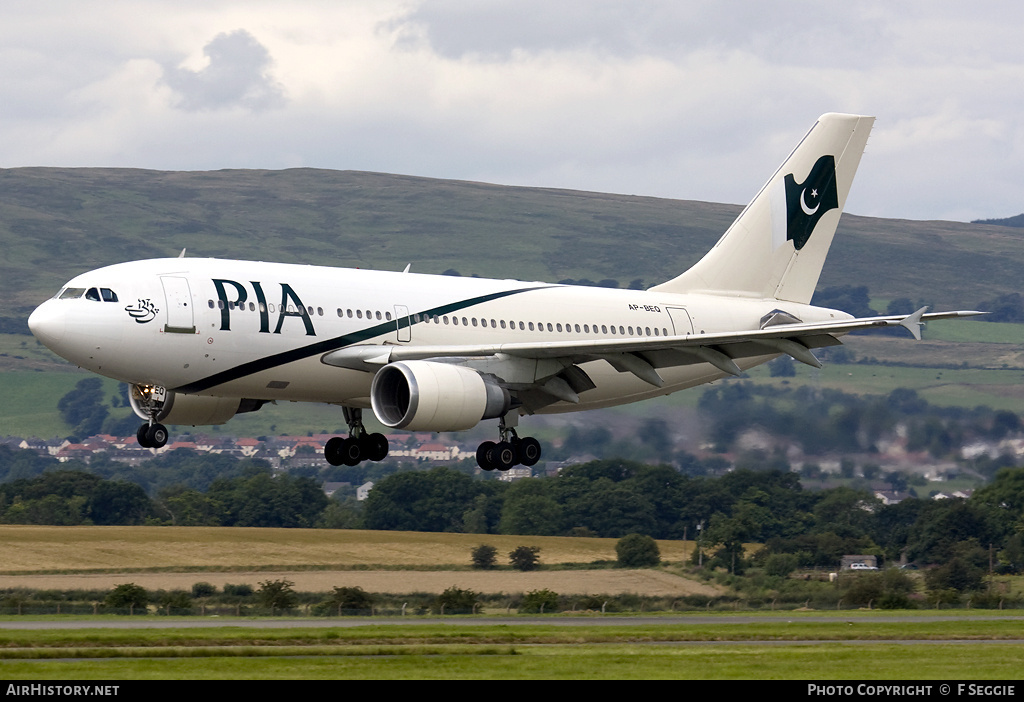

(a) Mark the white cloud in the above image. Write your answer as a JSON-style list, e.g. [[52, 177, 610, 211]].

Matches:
[[0, 1, 1023, 220]]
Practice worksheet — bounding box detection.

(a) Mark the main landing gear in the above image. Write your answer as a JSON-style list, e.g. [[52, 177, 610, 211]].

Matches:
[[476, 414, 542, 472], [324, 407, 389, 467]]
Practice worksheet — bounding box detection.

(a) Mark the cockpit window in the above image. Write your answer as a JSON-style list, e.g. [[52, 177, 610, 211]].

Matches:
[[80, 287, 119, 302], [58, 288, 86, 300]]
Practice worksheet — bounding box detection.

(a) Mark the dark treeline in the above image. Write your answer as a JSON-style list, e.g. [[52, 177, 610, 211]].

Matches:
[[2, 443, 1022, 583], [0, 445, 326, 528]]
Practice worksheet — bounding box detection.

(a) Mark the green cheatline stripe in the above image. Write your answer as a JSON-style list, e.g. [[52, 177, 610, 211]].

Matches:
[[173, 286, 549, 393]]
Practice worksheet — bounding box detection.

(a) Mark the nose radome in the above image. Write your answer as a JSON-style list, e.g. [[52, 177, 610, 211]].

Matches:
[[28, 301, 66, 348]]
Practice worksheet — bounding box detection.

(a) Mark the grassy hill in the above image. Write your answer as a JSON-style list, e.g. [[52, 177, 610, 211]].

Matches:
[[1, 167, 1020, 438], [2, 167, 1021, 320]]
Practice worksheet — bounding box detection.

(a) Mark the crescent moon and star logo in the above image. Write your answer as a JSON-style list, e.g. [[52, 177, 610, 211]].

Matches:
[[783, 155, 839, 250], [125, 298, 159, 324]]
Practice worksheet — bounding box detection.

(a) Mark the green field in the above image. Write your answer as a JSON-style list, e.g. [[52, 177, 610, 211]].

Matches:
[[1, 618, 1023, 679]]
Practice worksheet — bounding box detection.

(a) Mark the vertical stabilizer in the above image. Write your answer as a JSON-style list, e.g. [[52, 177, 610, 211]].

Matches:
[[650, 113, 874, 303]]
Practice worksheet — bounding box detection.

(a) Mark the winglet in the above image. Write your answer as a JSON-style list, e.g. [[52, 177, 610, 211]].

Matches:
[[900, 306, 928, 341], [178, 248, 187, 258]]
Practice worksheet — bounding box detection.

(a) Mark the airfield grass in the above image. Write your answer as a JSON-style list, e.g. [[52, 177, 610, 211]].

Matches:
[[1, 619, 1023, 679]]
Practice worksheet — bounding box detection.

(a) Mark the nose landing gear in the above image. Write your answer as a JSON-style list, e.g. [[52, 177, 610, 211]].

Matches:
[[130, 385, 170, 449], [324, 407, 389, 467]]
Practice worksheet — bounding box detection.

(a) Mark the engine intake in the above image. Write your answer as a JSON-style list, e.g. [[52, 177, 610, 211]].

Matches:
[[370, 361, 512, 431]]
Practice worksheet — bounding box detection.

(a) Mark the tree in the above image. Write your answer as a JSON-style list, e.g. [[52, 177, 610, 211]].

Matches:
[[363, 467, 500, 532], [471, 544, 498, 569], [191, 582, 217, 598], [105, 583, 149, 613], [323, 586, 375, 615], [520, 588, 559, 613], [257, 578, 297, 613], [509, 545, 541, 571], [57, 377, 109, 438], [763, 553, 799, 577], [615, 533, 661, 568], [434, 586, 477, 614]]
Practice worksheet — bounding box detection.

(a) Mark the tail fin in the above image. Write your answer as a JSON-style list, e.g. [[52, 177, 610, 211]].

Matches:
[[650, 113, 874, 304]]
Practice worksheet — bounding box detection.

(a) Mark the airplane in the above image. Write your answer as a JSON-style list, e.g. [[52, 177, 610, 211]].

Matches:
[[28, 113, 980, 471]]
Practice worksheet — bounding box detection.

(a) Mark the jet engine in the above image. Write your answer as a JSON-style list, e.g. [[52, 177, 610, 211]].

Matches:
[[129, 384, 265, 426], [370, 361, 512, 431]]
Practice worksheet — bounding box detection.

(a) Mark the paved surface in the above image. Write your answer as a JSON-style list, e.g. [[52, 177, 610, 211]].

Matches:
[[2, 614, 1023, 630]]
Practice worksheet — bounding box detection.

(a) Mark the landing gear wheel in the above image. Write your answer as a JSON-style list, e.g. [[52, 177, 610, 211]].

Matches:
[[362, 433, 389, 462], [339, 437, 363, 467], [493, 441, 517, 471], [146, 423, 168, 449], [516, 436, 542, 467], [137, 423, 153, 449], [324, 437, 346, 466], [476, 441, 497, 471]]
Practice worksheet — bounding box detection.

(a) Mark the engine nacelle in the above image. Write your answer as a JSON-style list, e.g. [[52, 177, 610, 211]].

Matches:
[[370, 361, 512, 431], [129, 385, 264, 426]]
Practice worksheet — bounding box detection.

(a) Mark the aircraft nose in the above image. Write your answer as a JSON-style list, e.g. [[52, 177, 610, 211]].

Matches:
[[28, 300, 66, 348]]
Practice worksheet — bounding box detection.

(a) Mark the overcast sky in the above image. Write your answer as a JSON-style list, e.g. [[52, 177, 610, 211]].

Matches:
[[2, 1, 1022, 222]]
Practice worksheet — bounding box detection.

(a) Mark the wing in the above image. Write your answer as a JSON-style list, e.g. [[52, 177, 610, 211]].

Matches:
[[321, 308, 982, 408]]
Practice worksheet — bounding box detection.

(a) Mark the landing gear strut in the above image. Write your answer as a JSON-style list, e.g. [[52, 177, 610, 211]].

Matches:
[[476, 413, 541, 471], [131, 385, 169, 449], [324, 407, 389, 467]]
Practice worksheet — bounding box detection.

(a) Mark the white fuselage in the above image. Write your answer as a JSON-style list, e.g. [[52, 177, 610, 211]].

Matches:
[[28, 257, 844, 416]]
